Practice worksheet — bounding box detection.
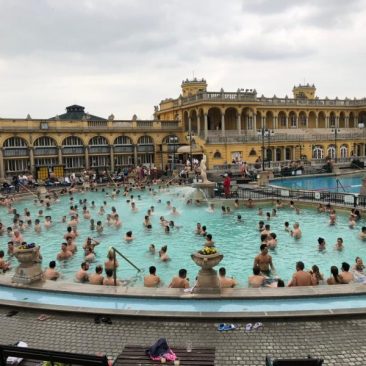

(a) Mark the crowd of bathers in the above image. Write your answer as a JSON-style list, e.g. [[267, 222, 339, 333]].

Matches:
[[1, 187, 366, 290]]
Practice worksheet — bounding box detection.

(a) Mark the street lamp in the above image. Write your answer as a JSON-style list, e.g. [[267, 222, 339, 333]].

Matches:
[[261, 128, 266, 171], [331, 128, 340, 163], [260, 128, 273, 170], [296, 144, 304, 160], [171, 136, 178, 171]]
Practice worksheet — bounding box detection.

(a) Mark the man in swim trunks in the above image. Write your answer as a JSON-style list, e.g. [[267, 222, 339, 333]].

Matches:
[[288, 261, 313, 286], [57, 243, 73, 260], [169, 269, 190, 289], [253, 244, 275, 276], [144, 266, 161, 288]]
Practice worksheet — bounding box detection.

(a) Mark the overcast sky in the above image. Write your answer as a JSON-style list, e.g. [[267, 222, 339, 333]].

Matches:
[[0, 0, 365, 120]]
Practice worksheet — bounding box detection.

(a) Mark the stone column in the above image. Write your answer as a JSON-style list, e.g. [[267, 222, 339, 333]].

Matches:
[[85, 146, 89, 169], [188, 117, 192, 133], [283, 147, 287, 161], [133, 144, 138, 166], [29, 147, 35, 175], [0, 149, 4, 179], [326, 116, 329, 128], [355, 116, 359, 127], [197, 115, 201, 136], [305, 116, 308, 128], [345, 116, 349, 128], [274, 116, 278, 129], [336, 116, 339, 129], [221, 113, 225, 137], [204, 114, 208, 139], [261, 116, 265, 129], [58, 147, 62, 165], [285, 116, 289, 129], [110, 146, 115, 173], [253, 113, 257, 130], [237, 114, 241, 135], [315, 117, 318, 129]]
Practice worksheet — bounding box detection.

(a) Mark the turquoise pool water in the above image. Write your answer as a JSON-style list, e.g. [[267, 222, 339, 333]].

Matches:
[[1, 186, 365, 287], [272, 174, 365, 193], [2, 286, 366, 312]]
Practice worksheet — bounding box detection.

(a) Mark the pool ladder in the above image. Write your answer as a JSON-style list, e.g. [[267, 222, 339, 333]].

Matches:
[[110, 246, 141, 286]]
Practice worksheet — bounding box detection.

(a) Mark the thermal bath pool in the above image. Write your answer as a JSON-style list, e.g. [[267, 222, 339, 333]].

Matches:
[[1, 186, 365, 287]]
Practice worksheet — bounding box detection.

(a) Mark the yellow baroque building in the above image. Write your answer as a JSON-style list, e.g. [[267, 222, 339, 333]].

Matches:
[[0, 105, 180, 178], [0, 79, 366, 179], [157, 78, 366, 169]]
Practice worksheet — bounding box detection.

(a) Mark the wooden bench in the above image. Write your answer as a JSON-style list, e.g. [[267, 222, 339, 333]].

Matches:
[[266, 355, 324, 366], [0, 344, 108, 366], [114, 345, 215, 365]]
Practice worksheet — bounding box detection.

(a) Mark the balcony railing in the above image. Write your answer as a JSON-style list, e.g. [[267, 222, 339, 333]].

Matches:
[[114, 145, 134, 153], [0, 119, 180, 132], [137, 145, 154, 152], [3, 149, 29, 157], [168, 91, 366, 108], [62, 147, 84, 155], [204, 130, 366, 144], [34, 147, 58, 156], [89, 146, 110, 154]]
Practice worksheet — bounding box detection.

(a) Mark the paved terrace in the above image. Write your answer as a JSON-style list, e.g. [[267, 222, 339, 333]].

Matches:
[[0, 305, 365, 366]]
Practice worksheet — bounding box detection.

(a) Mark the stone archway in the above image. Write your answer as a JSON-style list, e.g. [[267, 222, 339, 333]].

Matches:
[[318, 112, 326, 128], [207, 107, 221, 131]]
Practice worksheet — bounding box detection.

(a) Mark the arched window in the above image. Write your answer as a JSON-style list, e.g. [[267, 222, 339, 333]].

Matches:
[[114, 136, 132, 145], [163, 135, 179, 144], [312, 146, 324, 159], [213, 151, 222, 159], [114, 136, 133, 153], [138, 135, 154, 145], [89, 136, 108, 146], [327, 145, 336, 159], [3, 137, 27, 148], [34, 137, 56, 147], [137, 135, 154, 165], [329, 114, 336, 128], [34, 137, 57, 156], [62, 136, 84, 155], [62, 136, 83, 146], [340, 145, 348, 158]]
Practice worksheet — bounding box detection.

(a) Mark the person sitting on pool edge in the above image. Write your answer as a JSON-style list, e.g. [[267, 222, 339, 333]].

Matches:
[[288, 261, 313, 287], [144, 266, 161, 288], [340, 262, 353, 283], [89, 265, 104, 285], [248, 267, 265, 288], [43, 260, 59, 280], [218, 267, 237, 288], [103, 268, 120, 286], [253, 244, 275, 276], [169, 269, 190, 289], [75, 261, 89, 283]]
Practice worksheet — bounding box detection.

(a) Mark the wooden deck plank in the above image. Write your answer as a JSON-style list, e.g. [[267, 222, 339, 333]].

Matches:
[[115, 345, 215, 366]]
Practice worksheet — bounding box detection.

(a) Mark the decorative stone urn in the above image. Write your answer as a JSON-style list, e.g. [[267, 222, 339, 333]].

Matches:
[[12, 247, 43, 284], [191, 251, 224, 293]]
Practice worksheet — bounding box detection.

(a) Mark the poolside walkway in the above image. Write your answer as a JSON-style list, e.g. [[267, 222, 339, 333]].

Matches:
[[0, 306, 365, 365]]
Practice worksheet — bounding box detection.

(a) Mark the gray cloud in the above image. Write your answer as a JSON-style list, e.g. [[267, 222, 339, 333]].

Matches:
[[0, 0, 365, 119]]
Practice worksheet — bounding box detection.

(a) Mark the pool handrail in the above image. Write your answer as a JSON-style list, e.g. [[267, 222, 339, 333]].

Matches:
[[110, 246, 141, 286]]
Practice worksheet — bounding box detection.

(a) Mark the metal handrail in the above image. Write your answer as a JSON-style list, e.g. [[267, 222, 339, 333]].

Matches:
[[110, 246, 141, 286]]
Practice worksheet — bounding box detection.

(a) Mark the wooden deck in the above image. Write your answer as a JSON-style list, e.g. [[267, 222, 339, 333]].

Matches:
[[114, 345, 216, 366]]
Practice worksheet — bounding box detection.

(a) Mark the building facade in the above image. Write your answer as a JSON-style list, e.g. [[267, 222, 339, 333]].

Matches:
[[157, 79, 366, 168], [0, 105, 182, 178], [1, 80, 366, 179]]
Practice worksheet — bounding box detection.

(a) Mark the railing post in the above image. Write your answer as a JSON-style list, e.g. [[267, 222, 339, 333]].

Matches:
[[113, 248, 117, 286]]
